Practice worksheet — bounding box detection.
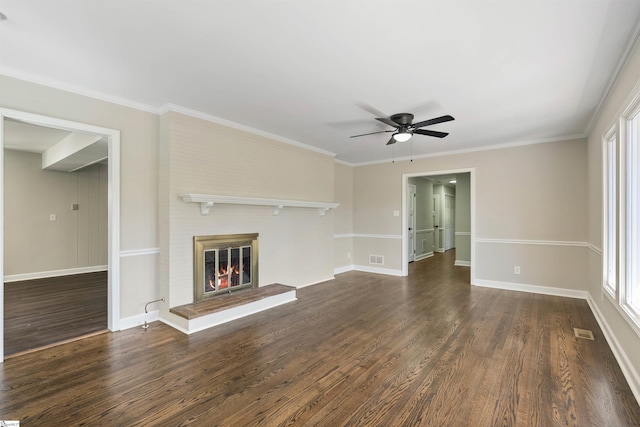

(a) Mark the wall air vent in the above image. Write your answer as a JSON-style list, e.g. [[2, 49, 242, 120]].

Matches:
[[369, 255, 384, 265]]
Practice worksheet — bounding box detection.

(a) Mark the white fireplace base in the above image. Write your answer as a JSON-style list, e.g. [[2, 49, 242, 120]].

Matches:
[[162, 288, 297, 334]]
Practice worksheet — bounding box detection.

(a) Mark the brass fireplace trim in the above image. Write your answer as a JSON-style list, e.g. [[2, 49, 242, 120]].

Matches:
[[193, 233, 259, 302]]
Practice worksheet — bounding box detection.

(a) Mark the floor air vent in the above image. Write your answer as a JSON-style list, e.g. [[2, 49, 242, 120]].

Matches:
[[573, 328, 594, 340]]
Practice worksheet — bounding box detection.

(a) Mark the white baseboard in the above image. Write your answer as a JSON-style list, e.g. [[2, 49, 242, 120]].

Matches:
[[296, 276, 335, 289], [334, 265, 354, 275], [159, 317, 189, 334], [454, 260, 471, 267], [415, 252, 434, 262], [335, 264, 409, 277], [4, 265, 108, 283], [119, 309, 160, 330], [473, 278, 640, 404], [587, 293, 640, 405], [473, 278, 588, 299], [352, 265, 403, 277]]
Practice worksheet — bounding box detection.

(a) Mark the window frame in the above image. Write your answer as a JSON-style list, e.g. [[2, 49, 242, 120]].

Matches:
[[621, 98, 640, 329], [605, 88, 640, 337], [601, 89, 640, 336], [602, 125, 617, 300]]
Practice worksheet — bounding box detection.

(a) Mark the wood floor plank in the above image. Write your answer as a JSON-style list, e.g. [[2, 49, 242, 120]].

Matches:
[[4, 272, 108, 356], [1, 251, 639, 426]]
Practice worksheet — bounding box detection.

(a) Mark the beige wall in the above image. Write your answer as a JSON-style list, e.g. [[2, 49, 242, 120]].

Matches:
[[1, 75, 160, 319], [455, 172, 471, 263], [3, 149, 107, 275], [352, 139, 588, 287], [334, 162, 353, 270], [586, 33, 640, 392], [159, 111, 336, 323]]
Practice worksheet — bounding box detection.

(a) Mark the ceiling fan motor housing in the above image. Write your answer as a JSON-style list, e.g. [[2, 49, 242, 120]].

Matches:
[[390, 113, 414, 126]]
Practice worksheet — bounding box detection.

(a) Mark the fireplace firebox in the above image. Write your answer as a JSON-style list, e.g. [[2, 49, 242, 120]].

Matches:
[[193, 233, 258, 302]]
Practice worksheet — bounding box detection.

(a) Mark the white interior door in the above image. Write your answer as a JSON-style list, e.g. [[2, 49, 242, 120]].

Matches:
[[444, 194, 455, 250], [433, 195, 440, 250], [408, 184, 416, 262]]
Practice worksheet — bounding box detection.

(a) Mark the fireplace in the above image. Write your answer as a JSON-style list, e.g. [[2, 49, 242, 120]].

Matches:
[[193, 233, 259, 302]]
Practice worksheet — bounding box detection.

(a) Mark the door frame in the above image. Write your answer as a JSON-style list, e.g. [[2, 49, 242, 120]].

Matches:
[[0, 108, 121, 362], [401, 168, 475, 280]]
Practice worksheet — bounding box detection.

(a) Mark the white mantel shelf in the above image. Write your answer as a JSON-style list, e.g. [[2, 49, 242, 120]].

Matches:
[[181, 193, 340, 216]]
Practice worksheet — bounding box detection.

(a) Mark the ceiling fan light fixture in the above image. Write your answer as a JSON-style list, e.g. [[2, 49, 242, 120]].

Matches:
[[393, 131, 412, 142]]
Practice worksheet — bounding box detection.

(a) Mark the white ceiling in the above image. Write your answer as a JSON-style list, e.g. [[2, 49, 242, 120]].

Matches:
[[1, 0, 640, 164], [3, 119, 72, 153]]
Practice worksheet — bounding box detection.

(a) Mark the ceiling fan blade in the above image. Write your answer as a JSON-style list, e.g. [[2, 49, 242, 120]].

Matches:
[[413, 115, 455, 128], [386, 136, 396, 145], [376, 117, 400, 128], [357, 103, 387, 118], [349, 130, 394, 138], [406, 100, 441, 116], [414, 129, 449, 138]]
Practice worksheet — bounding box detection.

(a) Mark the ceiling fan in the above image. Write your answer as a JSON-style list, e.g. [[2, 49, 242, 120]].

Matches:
[[350, 113, 455, 145]]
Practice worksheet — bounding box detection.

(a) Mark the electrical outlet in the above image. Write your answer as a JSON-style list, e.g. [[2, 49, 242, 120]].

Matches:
[[49, 214, 56, 221], [514, 266, 521, 274]]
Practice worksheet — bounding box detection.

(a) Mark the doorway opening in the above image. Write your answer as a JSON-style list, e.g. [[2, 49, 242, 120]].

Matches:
[[0, 109, 121, 362], [401, 169, 474, 281]]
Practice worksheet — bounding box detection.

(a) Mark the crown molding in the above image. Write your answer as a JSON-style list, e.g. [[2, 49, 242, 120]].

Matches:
[[0, 70, 593, 166], [334, 158, 355, 167], [0, 69, 161, 114], [584, 18, 640, 137], [353, 133, 587, 167], [1, 71, 338, 159], [160, 103, 336, 158]]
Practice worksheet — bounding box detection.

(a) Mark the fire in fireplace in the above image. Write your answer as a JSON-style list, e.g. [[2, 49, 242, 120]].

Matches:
[[194, 233, 258, 301], [204, 246, 251, 290]]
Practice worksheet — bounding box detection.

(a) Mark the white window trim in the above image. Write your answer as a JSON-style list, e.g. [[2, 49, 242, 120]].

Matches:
[[602, 124, 617, 300], [615, 90, 640, 337]]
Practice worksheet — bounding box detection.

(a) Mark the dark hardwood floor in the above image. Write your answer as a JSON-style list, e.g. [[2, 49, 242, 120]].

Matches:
[[4, 271, 108, 357], [1, 252, 639, 426]]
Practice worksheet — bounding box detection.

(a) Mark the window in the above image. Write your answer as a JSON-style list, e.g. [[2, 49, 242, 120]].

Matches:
[[603, 89, 640, 335], [624, 106, 640, 319], [603, 129, 617, 298]]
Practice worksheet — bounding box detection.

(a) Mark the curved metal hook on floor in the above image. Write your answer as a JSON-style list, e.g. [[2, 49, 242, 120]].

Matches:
[[143, 297, 165, 329]]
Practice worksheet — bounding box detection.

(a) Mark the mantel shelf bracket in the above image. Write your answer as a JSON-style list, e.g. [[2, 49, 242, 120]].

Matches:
[[200, 201, 214, 215]]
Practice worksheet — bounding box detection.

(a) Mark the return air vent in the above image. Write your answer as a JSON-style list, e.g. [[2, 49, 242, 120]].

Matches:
[[573, 328, 594, 340], [369, 255, 384, 265]]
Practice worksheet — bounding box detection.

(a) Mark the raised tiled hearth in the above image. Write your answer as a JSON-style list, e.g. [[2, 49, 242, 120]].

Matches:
[[169, 284, 296, 334]]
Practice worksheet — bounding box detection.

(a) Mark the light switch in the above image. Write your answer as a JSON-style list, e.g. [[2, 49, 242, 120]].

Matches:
[[393, 210, 400, 217]]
